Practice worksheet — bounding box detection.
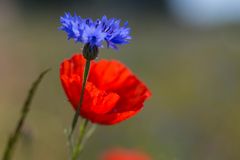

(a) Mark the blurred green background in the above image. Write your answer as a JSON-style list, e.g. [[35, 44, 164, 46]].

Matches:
[[1, 0, 240, 159]]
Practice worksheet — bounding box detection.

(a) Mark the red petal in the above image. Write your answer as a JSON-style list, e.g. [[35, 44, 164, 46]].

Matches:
[[89, 59, 151, 112], [81, 82, 120, 115], [60, 54, 151, 125], [101, 148, 151, 160]]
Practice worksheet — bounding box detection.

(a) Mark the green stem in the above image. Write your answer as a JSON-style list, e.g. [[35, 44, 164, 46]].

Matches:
[[71, 119, 89, 160], [2, 69, 50, 160], [83, 124, 97, 145], [68, 60, 91, 140]]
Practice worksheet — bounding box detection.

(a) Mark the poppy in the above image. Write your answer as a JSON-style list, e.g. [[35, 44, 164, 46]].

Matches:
[[100, 148, 151, 160], [60, 54, 151, 125]]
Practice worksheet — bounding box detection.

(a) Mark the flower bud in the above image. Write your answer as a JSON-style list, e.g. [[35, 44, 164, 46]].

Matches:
[[83, 43, 99, 60]]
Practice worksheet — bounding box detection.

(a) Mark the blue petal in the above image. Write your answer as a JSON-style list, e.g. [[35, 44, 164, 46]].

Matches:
[[59, 13, 131, 50]]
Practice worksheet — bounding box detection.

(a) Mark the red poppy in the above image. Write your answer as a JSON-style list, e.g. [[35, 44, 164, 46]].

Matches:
[[60, 54, 151, 125], [100, 148, 151, 160]]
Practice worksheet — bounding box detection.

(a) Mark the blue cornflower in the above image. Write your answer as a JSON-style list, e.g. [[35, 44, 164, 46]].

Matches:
[[59, 12, 131, 50]]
